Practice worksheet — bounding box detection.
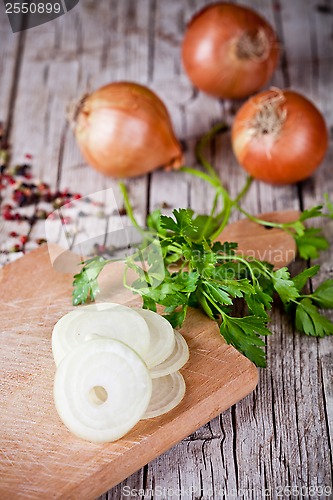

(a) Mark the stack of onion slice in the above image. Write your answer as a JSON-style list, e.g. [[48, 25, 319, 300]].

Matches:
[[52, 302, 189, 443]]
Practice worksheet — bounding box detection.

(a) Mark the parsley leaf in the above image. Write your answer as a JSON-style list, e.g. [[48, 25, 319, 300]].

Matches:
[[245, 285, 273, 319], [201, 280, 233, 306], [164, 306, 188, 328], [72, 257, 109, 305], [295, 298, 333, 337], [160, 208, 195, 236], [212, 241, 238, 255], [186, 214, 221, 240], [146, 209, 166, 236], [272, 267, 300, 303], [292, 265, 320, 292], [220, 315, 271, 367], [311, 279, 333, 309], [299, 205, 324, 222], [295, 228, 329, 260]]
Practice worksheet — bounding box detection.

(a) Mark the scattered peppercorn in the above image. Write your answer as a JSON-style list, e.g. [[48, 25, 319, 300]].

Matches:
[[19, 235, 28, 245], [0, 129, 109, 256]]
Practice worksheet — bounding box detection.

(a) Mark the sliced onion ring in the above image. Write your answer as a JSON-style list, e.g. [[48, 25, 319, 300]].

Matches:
[[149, 330, 189, 379], [133, 308, 175, 368], [54, 338, 152, 442], [142, 371, 186, 419], [52, 309, 86, 364], [52, 303, 150, 366]]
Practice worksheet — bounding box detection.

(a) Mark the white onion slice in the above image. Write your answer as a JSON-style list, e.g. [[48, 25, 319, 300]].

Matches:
[[142, 371, 186, 419], [52, 309, 85, 364], [52, 303, 150, 366], [149, 330, 189, 378], [133, 308, 175, 368], [79, 302, 128, 312], [54, 338, 152, 442]]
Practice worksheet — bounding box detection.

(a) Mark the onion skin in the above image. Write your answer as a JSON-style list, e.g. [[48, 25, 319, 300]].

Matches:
[[232, 89, 329, 185], [181, 3, 279, 99], [74, 82, 183, 178]]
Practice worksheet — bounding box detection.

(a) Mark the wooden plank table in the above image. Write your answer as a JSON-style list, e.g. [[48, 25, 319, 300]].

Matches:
[[0, 1, 332, 498]]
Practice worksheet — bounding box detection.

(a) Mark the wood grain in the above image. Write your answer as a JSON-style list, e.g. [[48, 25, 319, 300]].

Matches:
[[0, 246, 258, 499], [0, 0, 332, 497]]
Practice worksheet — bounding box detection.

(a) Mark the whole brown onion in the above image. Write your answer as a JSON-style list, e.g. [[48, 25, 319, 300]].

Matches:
[[232, 88, 328, 184], [182, 2, 280, 100], [72, 82, 183, 178]]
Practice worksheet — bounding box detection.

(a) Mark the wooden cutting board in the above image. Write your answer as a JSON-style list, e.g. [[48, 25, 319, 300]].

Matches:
[[0, 246, 258, 500], [218, 210, 299, 268]]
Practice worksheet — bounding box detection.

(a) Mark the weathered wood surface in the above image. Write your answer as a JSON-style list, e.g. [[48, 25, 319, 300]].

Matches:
[[0, 0, 332, 498]]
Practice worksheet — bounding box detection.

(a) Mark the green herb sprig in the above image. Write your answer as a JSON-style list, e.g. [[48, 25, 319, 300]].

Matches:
[[72, 199, 333, 367], [72, 124, 333, 367]]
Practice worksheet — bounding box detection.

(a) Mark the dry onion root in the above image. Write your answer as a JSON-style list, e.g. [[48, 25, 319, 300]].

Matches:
[[71, 82, 183, 178], [52, 303, 189, 442], [182, 2, 279, 99], [231, 88, 329, 184]]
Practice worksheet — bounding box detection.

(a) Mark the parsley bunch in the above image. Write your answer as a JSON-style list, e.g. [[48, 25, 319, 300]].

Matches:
[[73, 201, 333, 367], [72, 124, 333, 367]]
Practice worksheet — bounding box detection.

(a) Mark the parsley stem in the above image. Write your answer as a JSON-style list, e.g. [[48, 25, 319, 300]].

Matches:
[[180, 166, 221, 189], [181, 164, 254, 241], [232, 176, 253, 205], [195, 122, 229, 182], [235, 205, 295, 232], [237, 206, 280, 227], [210, 198, 232, 240], [201, 289, 226, 316], [180, 165, 233, 237], [201, 192, 220, 238]]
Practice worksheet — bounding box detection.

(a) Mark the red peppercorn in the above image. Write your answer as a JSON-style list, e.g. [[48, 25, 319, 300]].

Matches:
[[20, 235, 28, 244], [3, 211, 13, 220], [9, 231, 18, 237], [73, 193, 82, 200]]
